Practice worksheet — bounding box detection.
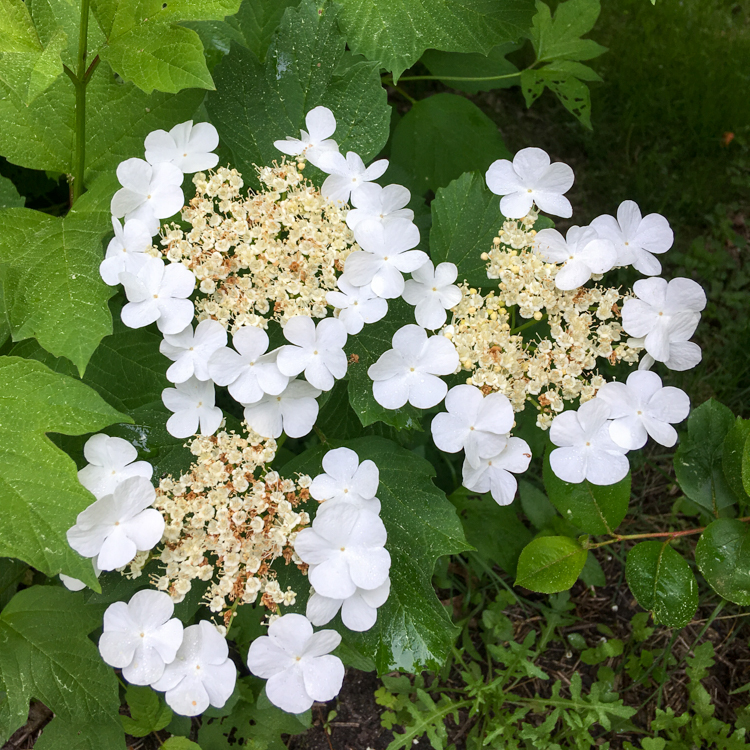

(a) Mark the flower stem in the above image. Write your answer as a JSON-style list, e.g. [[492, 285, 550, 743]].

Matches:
[[70, 0, 92, 206], [382, 71, 524, 84]]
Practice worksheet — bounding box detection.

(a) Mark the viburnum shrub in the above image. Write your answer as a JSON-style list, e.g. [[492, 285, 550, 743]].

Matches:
[[0, 0, 748, 746]]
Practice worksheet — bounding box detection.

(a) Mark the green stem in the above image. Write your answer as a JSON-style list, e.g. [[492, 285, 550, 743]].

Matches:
[[383, 71, 524, 84], [511, 314, 546, 335], [70, 0, 92, 206]]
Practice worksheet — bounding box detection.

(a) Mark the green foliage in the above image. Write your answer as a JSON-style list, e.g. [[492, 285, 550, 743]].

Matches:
[[421, 43, 521, 94], [0, 174, 23, 208], [162, 738, 202, 750], [0, 357, 127, 585], [515, 536, 588, 593], [723, 417, 750, 504], [120, 685, 172, 737], [389, 93, 510, 195], [230, 0, 299, 63], [696, 519, 750, 606], [0, 586, 123, 746]]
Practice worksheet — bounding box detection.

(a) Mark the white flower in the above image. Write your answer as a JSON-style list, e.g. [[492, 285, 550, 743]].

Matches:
[[160, 320, 227, 384], [590, 200, 673, 275], [307, 579, 390, 632], [120, 257, 195, 335], [99, 218, 153, 286], [344, 220, 428, 299], [78, 434, 153, 499], [535, 226, 617, 290], [99, 590, 184, 686], [326, 278, 388, 335], [276, 316, 347, 392], [368, 324, 459, 410], [294, 504, 390, 599], [111, 158, 184, 231], [208, 326, 288, 403], [66, 476, 165, 571], [402, 260, 462, 329], [461, 438, 532, 506], [152, 621, 237, 716], [162, 377, 223, 438], [485, 147, 574, 219], [310, 447, 381, 515], [145, 120, 220, 173], [246, 613, 344, 714], [273, 106, 339, 168], [242, 379, 321, 439], [318, 151, 388, 204], [431, 385, 514, 468], [549, 400, 629, 485], [622, 277, 706, 371], [596, 371, 690, 450], [345, 182, 413, 232], [60, 557, 101, 592]]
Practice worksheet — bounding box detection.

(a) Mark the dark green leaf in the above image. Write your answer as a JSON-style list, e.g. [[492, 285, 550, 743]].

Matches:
[[120, 685, 172, 738], [518, 480, 558, 530], [232, 0, 300, 62], [579, 552, 605, 587], [515, 536, 587, 593], [723, 417, 750, 506], [0, 558, 27, 611], [625, 541, 698, 628], [696, 519, 750, 606], [421, 43, 521, 94], [0, 174, 23, 208]]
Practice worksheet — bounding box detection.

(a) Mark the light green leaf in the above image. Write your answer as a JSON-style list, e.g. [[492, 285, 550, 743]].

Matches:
[[0, 356, 128, 584], [0, 174, 23, 208], [335, 0, 535, 81], [515, 536, 587, 593], [0, 586, 122, 744], [0, 0, 39, 53], [206, 0, 390, 183], [674, 399, 738, 514], [280, 437, 471, 673], [429, 171, 503, 289], [695, 519, 750, 606], [162, 738, 202, 750], [232, 0, 299, 62], [543, 451, 630, 534], [625, 541, 698, 628], [528, 0, 607, 63], [390, 93, 510, 195], [421, 43, 521, 94], [723, 417, 750, 505], [120, 685, 172, 737]]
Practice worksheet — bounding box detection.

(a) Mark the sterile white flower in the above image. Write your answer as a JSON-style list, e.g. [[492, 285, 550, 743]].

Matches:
[[111, 158, 184, 231], [294, 504, 390, 599], [99, 217, 153, 286], [273, 106, 339, 168], [590, 200, 673, 275], [431, 385, 514, 469], [368, 324, 459, 410], [120, 257, 195, 334], [160, 320, 227, 384], [242, 379, 322, 439], [66, 476, 165, 571], [310, 447, 381, 514], [326, 278, 388, 334], [162, 377, 223, 438], [535, 226, 618, 290], [246, 613, 344, 714], [549, 399, 630, 485], [60, 557, 101, 592], [344, 220, 428, 299], [99, 590, 184, 685], [345, 182, 413, 232], [402, 260, 462, 329], [208, 326, 288, 403], [621, 277, 706, 371], [596, 370, 690, 450], [145, 120, 220, 173], [318, 150, 388, 203], [152, 621, 237, 716], [78, 434, 153, 499], [307, 579, 390, 632], [461, 437, 532, 506], [485, 147, 575, 219], [276, 316, 347, 392]]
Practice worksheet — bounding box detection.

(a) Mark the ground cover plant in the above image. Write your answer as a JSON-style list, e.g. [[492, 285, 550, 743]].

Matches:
[[0, 0, 749, 748]]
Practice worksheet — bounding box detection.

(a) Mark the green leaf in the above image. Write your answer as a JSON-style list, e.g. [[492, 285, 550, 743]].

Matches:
[[390, 93, 510, 195], [429, 171, 503, 289], [232, 0, 299, 62], [420, 43, 521, 94], [528, 0, 607, 63], [162, 738, 201, 750], [35, 716, 125, 750], [674, 399, 738, 514], [0, 174, 23, 208], [625, 541, 698, 628], [518, 480, 558, 530], [723, 417, 750, 505], [515, 536, 587, 593], [0, 357, 129, 584], [207, 0, 390, 183], [345, 298, 422, 430], [579, 552, 605, 587], [91, 0, 241, 94], [695, 519, 750, 606], [543, 451, 630, 534], [280, 436, 471, 673], [120, 685, 172, 737], [0, 586, 122, 744], [335, 0, 535, 81]]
